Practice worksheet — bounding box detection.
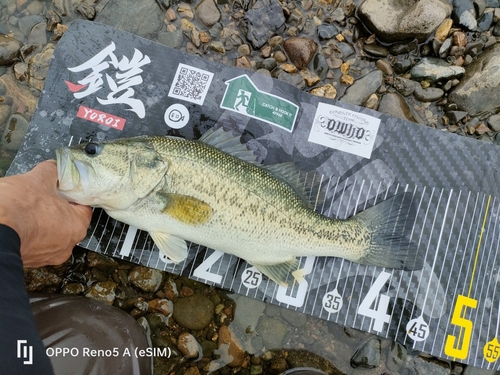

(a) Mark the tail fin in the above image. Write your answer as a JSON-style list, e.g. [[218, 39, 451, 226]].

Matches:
[[354, 193, 423, 271]]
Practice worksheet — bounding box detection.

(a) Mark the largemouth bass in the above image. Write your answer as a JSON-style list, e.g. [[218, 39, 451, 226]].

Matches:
[[56, 127, 422, 286]]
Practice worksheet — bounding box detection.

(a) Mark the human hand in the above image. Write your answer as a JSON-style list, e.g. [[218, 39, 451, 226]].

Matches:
[[0, 160, 92, 268]]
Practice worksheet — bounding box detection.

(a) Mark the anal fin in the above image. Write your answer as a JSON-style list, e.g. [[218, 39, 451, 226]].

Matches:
[[253, 258, 302, 287], [150, 231, 188, 263]]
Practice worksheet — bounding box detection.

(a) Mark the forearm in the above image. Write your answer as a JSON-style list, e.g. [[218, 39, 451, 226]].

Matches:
[[0, 224, 54, 375]]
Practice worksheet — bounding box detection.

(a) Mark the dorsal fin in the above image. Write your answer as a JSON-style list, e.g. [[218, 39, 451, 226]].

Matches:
[[198, 127, 259, 164], [263, 163, 324, 209]]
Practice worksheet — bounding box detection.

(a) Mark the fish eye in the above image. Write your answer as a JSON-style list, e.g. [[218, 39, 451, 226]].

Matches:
[[84, 142, 101, 157]]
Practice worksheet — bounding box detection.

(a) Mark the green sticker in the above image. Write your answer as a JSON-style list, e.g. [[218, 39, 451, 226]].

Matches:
[[221, 75, 299, 132]]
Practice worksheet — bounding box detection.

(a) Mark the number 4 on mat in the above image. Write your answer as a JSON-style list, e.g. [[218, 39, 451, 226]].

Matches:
[[357, 271, 392, 332]]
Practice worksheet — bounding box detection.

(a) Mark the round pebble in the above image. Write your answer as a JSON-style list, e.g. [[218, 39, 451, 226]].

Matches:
[[173, 294, 214, 330]]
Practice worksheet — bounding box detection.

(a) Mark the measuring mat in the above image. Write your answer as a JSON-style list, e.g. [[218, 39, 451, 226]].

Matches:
[[8, 20, 500, 368]]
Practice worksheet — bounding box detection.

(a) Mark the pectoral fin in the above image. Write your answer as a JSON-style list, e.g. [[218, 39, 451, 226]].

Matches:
[[253, 258, 303, 287], [150, 231, 188, 263], [163, 194, 213, 226]]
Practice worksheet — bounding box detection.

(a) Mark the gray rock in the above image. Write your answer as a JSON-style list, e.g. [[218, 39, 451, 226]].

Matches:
[[318, 25, 337, 40], [280, 308, 307, 327], [158, 30, 184, 49], [452, 0, 479, 30], [447, 110, 468, 124], [336, 42, 355, 59], [350, 338, 381, 368], [413, 356, 450, 375], [387, 341, 407, 371], [1, 113, 29, 151], [394, 77, 415, 96], [448, 44, 500, 116], [309, 53, 328, 80], [244, 0, 285, 49], [410, 57, 465, 82], [487, 114, 500, 132], [413, 85, 445, 102], [27, 22, 47, 46], [0, 34, 22, 66], [195, 0, 221, 27], [478, 11, 494, 30], [173, 294, 214, 330], [18, 15, 44, 37], [378, 92, 419, 123], [341, 70, 383, 106], [255, 316, 288, 349], [95, 0, 164, 39], [357, 0, 452, 43], [232, 295, 266, 333], [276, 71, 305, 90]]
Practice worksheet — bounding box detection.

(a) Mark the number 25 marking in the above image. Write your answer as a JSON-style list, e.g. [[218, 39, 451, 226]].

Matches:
[[444, 294, 477, 360]]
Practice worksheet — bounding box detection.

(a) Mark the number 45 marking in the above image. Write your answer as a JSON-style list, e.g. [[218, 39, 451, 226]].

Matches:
[[357, 271, 392, 332]]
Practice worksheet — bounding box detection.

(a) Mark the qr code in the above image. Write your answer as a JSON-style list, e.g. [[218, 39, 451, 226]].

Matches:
[[168, 64, 214, 105]]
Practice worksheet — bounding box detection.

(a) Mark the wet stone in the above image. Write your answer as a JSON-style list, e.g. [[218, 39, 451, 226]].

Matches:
[[449, 44, 500, 115], [336, 42, 355, 58], [410, 57, 465, 82], [413, 356, 450, 375], [257, 57, 277, 71], [341, 69, 383, 106], [28, 43, 54, 91], [387, 341, 407, 371], [393, 58, 413, 74], [244, 0, 285, 49], [84, 281, 117, 305], [283, 37, 317, 70], [277, 71, 306, 90], [488, 114, 500, 132], [414, 85, 445, 102], [447, 110, 468, 124], [350, 338, 381, 368], [280, 308, 307, 327], [173, 294, 214, 330], [318, 24, 337, 40], [357, 0, 452, 43], [178, 332, 202, 359], [310, 83, 337, 99], [389, 39, 419, 55], [435, 18, 453, 42], [378, 92, 419, 123], [255, 316, 288, 349], [363, 43, 388, 57], [310, 53, 328, 80], [394, 77, 415, 96], [376, 59, 393, 76], [195, 0, 220, 27], [1, 113, 29, 151], [0, 34, 22, 66], [128, 266, 164, 293], [217, 325, 245, 367], [95, 0, 164, 39], [148, 298, 173, 317]]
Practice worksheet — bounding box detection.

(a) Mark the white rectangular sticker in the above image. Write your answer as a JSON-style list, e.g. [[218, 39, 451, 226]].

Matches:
[[308, 103, 380, 159]]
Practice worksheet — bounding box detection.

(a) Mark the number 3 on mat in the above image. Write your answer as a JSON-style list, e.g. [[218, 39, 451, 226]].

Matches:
[[444, 295, 477, 360]]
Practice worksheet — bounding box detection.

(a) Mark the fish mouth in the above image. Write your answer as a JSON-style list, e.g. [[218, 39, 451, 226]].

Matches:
[[56, 147, 93, 196]]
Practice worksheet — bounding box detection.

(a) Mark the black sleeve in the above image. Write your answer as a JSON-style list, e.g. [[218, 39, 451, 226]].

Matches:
[[0, 224, 54, 375]]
